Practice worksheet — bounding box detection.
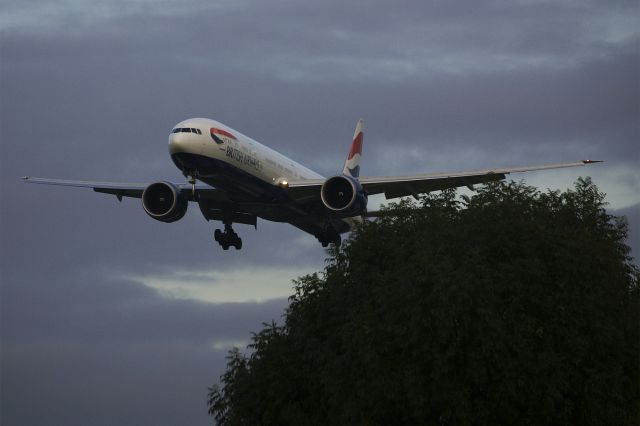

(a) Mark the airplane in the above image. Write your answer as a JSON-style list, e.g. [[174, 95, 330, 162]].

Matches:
[[23, 118, 601, 250]]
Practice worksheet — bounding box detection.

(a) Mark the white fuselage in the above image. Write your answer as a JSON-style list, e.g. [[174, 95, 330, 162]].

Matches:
[[168, 118, 362, 235], [169, 118, 324, 186]]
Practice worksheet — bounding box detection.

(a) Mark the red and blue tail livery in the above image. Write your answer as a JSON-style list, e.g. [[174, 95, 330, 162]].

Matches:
[[343, 119, 364, 178]]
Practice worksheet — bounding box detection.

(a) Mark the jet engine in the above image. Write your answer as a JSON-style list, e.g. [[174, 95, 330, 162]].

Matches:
[[141, 181, 188, 223], [320, 175, 367, 217]]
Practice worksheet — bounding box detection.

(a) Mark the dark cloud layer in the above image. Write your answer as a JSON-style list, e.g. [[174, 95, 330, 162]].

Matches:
[[2, 271, 288, 425], [1, 0, 638, 424]]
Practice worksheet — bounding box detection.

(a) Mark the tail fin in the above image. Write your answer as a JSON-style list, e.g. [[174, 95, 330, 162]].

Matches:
[[343, 119, 364, 178]]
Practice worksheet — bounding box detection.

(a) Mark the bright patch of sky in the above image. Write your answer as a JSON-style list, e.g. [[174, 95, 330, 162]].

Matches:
[[128, 266, 313, 303], [211, 338, 249, 351], [0, 0, 245, 33]]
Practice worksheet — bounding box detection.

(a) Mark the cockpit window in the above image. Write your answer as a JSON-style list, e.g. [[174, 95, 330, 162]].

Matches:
[[171, 127, 202, 134]]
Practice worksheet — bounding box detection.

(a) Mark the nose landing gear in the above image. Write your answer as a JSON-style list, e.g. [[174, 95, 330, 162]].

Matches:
[[214, 224, 242, 250], [183, 171, 199, 201]]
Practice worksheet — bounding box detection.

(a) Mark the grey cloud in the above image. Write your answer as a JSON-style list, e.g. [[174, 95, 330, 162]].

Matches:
[[1, 265, 288, 425], [3, 19, 636, 177], [1, 272, 288, 344], [3, 342, 218, 425]]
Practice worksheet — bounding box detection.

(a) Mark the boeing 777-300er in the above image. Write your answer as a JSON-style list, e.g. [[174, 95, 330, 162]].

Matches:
[[23, 118, 601, 250]]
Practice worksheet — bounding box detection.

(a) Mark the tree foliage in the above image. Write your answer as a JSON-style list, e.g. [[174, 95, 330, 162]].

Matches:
[[208, 178, 639, 425]]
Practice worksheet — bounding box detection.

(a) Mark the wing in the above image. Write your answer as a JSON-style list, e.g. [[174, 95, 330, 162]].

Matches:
[[22, 176, 261, 226], [284, 160, 602, 201], [22, 176, 219, 202]]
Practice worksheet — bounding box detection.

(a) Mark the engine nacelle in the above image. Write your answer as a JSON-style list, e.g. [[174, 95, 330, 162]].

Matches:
[[320, 175, 368, 217], [141, 181, 188, 223]]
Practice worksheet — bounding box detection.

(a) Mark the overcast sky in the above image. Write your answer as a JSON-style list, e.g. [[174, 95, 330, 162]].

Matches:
[[1, 0, 638, 424]]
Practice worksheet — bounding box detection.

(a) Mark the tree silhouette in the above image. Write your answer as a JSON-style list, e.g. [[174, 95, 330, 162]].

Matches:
[[208, 178, 639, 425]]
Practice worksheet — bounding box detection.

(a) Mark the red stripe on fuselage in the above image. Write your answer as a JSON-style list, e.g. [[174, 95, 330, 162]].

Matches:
[[347, 132, 363, 160], [210, 128, 237, 140]]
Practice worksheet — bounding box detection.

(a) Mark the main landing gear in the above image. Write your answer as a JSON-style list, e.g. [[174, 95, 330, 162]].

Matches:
[[214, 223, 243, 250], [317, 228, 341, 248]]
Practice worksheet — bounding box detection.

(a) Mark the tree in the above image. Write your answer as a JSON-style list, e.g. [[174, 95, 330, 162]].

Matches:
[[208, 178, 639, 425]]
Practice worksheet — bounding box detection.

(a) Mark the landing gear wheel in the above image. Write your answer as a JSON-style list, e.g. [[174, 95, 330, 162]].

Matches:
[[214, 226, 243, 250], [317, 227, 341, 248]]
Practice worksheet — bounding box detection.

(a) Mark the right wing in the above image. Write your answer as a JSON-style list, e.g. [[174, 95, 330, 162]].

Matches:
[[22, 176, 221, 202], [23, 177, 150, 200], [22, 176, 259, 227]]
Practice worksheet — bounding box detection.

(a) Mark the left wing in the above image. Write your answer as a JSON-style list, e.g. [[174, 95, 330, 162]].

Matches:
[[284, 160, 602, 201]]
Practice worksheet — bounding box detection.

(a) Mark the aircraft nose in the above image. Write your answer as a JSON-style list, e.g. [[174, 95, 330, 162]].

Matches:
[[169, 131, 189, 155]]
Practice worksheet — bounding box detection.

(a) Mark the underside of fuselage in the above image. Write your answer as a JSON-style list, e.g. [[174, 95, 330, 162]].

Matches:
[[171, 152, 279, 202], [171, 152, 350, 238]]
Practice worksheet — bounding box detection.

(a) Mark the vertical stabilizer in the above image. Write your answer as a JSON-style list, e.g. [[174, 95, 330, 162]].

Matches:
[[343, 119, 364, 178]]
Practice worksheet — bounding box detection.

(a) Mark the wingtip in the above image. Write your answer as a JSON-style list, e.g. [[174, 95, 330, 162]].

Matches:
[[582, 160, 604, 164], [22, 176, 30, 180]]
